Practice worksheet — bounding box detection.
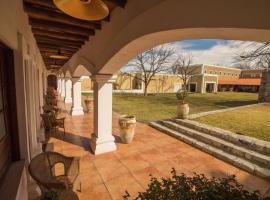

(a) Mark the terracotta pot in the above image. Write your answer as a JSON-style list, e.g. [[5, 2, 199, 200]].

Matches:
[[118, 115, 136, 144], [177, 102, 189, 119], [84, 97, 93, 113]]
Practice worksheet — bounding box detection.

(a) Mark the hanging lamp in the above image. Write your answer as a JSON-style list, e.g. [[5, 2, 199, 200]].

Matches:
[[53, 0, 109, 21], [50, 49, 69, 60]]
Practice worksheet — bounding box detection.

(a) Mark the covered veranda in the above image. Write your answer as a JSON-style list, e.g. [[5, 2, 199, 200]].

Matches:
[[29, 103, 270, 199], [0, 0, 270, 199]]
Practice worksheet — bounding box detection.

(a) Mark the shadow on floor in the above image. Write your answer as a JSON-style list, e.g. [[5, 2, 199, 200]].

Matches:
[[46, 130, 91, 152]]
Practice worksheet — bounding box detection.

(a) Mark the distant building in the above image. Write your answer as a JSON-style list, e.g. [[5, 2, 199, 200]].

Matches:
[[81, 65, 264, 94]]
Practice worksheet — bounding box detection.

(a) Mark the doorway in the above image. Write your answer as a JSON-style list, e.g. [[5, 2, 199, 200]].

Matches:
[[0, 42, 20, 181], [206, 83, 215, 93], [189, 83, 197, 92]]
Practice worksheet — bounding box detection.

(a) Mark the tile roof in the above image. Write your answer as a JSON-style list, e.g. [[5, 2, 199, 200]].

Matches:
[[218, 78, 261, 86]]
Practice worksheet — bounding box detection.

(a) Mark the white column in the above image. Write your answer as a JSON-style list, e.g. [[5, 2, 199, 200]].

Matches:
[[90, 74, 116, 155], [61, 78, 66, 98], [57, 78, 61, 93], [71, 78, 84, 115], [64, 78, 72, 103]]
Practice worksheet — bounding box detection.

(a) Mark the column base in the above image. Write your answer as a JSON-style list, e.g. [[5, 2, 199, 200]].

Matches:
[[90, 134, 116, 155], [64, 97, 72, 103], [71, 107, 84, 116]]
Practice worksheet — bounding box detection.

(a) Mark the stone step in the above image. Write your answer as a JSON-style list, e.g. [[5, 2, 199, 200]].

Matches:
[[174, 119, 270, 156], [149, 122, 270, 179], [160, 120, 270, 168]]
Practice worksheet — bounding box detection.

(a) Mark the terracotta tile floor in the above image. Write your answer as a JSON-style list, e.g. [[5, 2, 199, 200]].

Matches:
[[28, 105, 270, 199]]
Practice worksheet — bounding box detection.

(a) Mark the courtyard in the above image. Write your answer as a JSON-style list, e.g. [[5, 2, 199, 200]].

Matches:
[[28, 106, 270, 200], [112, 92, 258, 123]]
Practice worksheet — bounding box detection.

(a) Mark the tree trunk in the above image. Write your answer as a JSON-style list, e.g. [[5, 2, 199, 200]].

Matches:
[[144, 83, 148, 96]]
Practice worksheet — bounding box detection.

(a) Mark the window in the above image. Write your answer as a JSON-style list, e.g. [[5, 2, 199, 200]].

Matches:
[[209, 71, 212, 74]]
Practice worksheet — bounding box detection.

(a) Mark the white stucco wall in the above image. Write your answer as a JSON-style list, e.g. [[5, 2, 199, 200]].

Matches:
[[0, 0, 47, 177]]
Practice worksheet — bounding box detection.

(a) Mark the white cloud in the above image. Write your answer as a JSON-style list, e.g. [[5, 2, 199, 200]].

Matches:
[[172, 40, 263, 66]]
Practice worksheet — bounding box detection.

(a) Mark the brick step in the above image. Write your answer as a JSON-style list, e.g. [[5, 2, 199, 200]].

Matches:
[[174, 119, 270, 156], [160, 120, 270, 169], [149, 122, 270, 179]]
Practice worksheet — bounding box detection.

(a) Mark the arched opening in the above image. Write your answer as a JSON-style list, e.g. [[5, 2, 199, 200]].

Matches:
[[47, 74, 57, 90]]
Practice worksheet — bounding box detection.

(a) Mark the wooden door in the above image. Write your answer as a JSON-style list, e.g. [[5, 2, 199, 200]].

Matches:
[[0, 43, 20, 181]]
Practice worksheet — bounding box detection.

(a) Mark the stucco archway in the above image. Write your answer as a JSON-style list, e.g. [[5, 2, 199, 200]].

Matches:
[[64, 0, 270, 75], [47, 74, 57, 90]]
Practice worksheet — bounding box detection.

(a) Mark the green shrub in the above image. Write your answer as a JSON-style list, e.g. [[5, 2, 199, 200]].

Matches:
[[42, 189, 59, 200], [176, 90, 188, 103], [124, 168, 269, 200]]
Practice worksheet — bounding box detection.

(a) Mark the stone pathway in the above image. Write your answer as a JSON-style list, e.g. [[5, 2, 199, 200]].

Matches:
[[28, 110, 270, 200]]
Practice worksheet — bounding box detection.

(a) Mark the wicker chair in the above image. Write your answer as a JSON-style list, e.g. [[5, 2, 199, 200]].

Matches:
[[42, 104, 60, 115], [41, 113, 65, 135], [29, 151, 81, 196]]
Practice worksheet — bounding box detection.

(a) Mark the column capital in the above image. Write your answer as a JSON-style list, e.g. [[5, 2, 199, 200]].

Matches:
[[92, 74, 116, 83], [71, 77, 81, 83]]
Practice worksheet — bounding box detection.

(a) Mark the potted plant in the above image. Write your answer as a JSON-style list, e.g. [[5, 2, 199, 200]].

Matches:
[[118, 115, 136, 143], [84, 96, 93, 113], [176, 89, 189, 119]]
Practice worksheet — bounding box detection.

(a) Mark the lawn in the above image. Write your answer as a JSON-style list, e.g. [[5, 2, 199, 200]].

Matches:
[[112, 92, 258, 123], [194, 104, 270, 142]]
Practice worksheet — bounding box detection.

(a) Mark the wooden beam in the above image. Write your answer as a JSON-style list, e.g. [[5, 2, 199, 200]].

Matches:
[[24, 0, 59, 11], [30, 18, 95, 36], [24, 2, 101, 30], [39, 47, 76, 54], [36, 37, 83, 48], [34, 35, 85, 46], [32, 28, 90, 41], [105, 0, 127, 8], [37, 42, 80, 51], [41, 52, 73, 58], [43, 59, 67, 65]]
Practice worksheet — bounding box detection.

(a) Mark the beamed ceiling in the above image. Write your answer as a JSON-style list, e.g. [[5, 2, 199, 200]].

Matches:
[[23, 0, 127, 70]]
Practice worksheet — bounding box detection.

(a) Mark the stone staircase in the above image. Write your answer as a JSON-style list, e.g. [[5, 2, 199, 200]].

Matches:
[[150, 119, 270, 178]]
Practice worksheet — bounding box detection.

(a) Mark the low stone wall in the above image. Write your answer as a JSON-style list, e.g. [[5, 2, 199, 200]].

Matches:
[[259, 71, 270, 102]]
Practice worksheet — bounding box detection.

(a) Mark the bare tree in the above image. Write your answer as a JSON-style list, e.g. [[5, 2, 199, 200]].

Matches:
[[235, 42, 270, 70], [115, 70, 132, 90], [172, 53, 196, 102], [127, 45, 175, 96]]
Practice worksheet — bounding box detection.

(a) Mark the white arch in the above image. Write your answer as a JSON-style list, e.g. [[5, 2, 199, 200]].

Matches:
[[65, 0, 270, 75], [72, 64, 91, 77]]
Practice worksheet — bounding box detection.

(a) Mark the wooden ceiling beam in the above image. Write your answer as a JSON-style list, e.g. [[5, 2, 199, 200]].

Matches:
[[24, 0, 57, 11], [24, 2, 101, 30], [34, 34, 85, 45], [41, 52, 73, 58], [30, 18, 95, 36], [39, 47, 76, 54], [32, 28, 90, 41], [37, 42, 80, 51], [36, 37, 83, 48], [105, 0, 127, 8]]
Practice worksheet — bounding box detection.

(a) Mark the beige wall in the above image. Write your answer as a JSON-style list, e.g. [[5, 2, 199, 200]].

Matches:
[[147, 75, 182, 93], [241, 69, 263, 78], [81, 74, 183, 93], [204, 65, 241, 80]]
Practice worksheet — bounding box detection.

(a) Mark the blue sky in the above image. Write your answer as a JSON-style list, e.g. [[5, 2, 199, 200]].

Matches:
[[175, 39, 223, 50], [171, 39, 259, 66]]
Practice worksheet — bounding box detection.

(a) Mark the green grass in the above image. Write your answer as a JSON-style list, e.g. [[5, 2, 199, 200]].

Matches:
[[194, 104, 270, 142], [112, 92, 258, 123]]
